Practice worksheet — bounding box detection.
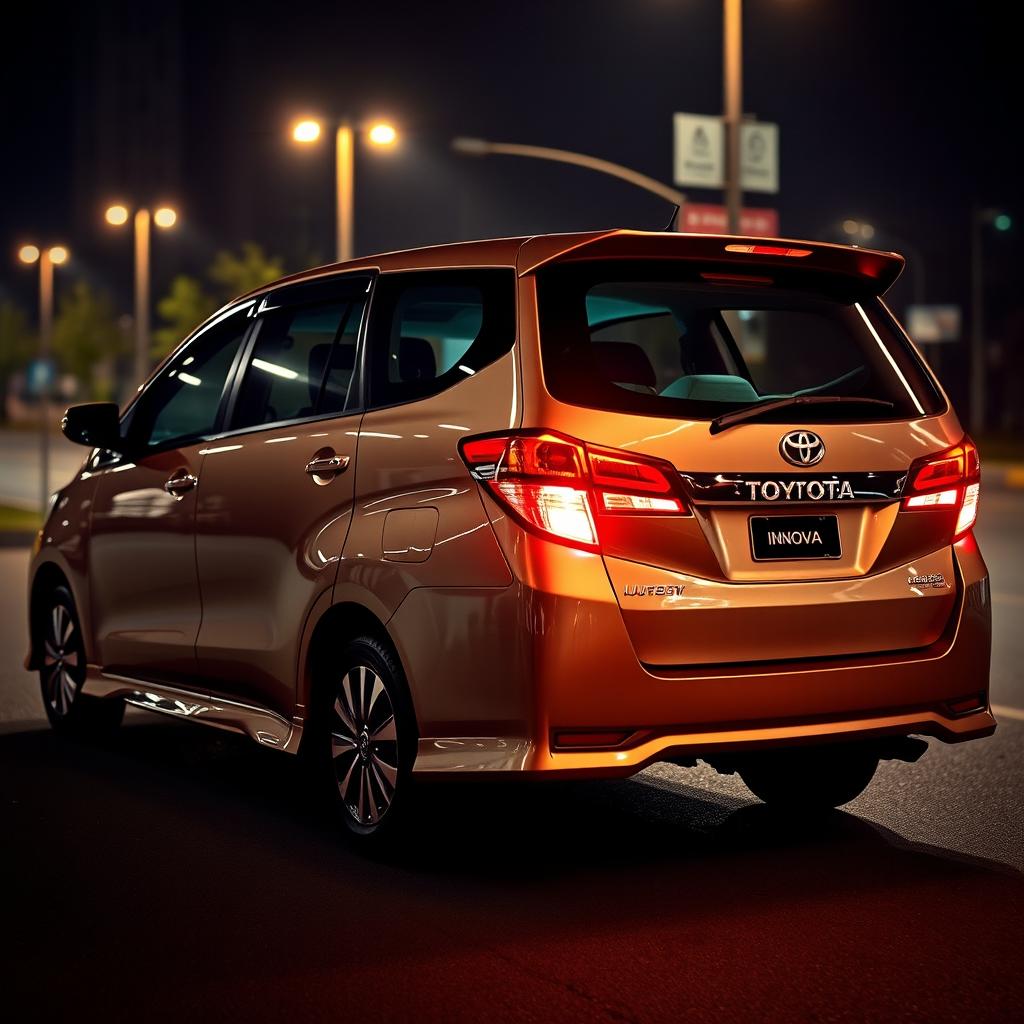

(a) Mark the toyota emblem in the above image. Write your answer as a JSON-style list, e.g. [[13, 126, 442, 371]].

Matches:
[[779, 430, 825, 467]]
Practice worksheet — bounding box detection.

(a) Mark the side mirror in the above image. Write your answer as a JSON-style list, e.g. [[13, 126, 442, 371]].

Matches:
[[61, 402, 124, 452]]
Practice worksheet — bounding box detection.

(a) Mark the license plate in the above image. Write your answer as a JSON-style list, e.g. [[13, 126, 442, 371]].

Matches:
[[749, 514, 842, 561]]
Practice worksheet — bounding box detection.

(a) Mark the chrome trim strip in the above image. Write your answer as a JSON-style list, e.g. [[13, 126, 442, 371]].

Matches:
[[82, 668, 303, 754]]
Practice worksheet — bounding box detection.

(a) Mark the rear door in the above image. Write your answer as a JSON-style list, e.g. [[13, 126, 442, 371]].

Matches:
[[532, 257, 963, 666], [193, 274, 371, 718], [88, 302, 253, 683]]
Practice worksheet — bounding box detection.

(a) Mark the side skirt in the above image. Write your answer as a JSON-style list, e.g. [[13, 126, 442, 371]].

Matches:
[[82, 667, 304, 754]]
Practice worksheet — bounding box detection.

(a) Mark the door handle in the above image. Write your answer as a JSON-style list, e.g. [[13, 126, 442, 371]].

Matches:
[[305, 453, 350, 478], [164, 470, 198, 497]]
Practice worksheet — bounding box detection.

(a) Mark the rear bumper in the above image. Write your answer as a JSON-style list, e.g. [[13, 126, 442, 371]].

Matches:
[[401, 527, 992, 777]]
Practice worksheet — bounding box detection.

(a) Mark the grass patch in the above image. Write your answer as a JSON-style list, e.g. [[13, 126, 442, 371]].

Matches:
[[0, 504, 41, 532]]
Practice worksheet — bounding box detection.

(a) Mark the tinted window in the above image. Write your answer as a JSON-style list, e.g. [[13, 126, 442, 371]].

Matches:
[[129, 305, 251, 449], [539, 263, 944, 422], [367, 270, 515, 407], [231, 295, 365, 430]]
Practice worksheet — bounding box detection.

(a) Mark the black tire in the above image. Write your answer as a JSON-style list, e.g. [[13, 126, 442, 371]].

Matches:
[[39, 584, 125, 735], [738, 745, 878, 812], [309, 635, 417, 841]]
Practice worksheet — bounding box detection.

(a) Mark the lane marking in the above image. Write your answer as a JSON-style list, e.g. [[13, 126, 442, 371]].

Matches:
[[993, 704, 1024, 722]]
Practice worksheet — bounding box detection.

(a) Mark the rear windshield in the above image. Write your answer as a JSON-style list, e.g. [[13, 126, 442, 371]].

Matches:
[[536, 262, 944, 422]]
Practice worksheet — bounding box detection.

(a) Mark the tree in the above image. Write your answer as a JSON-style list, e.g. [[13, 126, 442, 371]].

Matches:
[[153, 275, 217, 358], [154, 243, 285, 358], [208, 242, 284, 299], [0, 300, 34, 416], [52, 282, 126, 399]]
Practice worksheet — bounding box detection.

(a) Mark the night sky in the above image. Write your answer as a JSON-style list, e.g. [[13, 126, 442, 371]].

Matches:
[[1, 0, 1021, 347]]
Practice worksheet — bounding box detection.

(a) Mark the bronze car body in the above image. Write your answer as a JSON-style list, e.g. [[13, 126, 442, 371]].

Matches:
[[27, 230, 993, 829]]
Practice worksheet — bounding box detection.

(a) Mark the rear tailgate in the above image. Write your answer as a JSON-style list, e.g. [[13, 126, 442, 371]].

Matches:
[[525, 233, 966, 667]]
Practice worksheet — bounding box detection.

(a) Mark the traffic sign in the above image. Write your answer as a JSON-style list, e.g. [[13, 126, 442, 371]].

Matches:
[[674, 113, 779, 194], [673, 114, 724, 189], [740, 122, 779, 194], [26, 358, 57, 397], [907, 305, 961, 344], [681, 203, 779, 236]]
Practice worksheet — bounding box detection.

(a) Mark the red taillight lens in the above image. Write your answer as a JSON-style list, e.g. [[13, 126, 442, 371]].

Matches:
[[901, 436, 981, 540], [460, 431, 688, 550]]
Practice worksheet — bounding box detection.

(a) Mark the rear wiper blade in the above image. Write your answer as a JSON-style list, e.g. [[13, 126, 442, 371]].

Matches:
[[709, 395, 895, 435]]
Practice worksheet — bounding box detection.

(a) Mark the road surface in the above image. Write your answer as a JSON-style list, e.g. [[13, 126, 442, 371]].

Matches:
[[1, 487, 1021, 1021]]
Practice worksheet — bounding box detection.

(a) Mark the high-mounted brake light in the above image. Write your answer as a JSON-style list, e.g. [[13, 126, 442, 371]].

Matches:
[[724, 244, 813, 258], [901, 437, 980, 540], [460, 431, 688, 551]]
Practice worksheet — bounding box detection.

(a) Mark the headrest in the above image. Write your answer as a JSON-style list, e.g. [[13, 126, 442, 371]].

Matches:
[[593, 342, 656, 390], [659, 374, 761, 403], [399, 337, 436, 382]]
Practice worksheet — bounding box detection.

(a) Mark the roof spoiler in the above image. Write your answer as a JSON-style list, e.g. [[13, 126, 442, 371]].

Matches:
[[516, 229, 905, 295]]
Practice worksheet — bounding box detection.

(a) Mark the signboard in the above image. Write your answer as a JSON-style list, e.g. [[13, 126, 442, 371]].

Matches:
[[907, 305, 961, 344], [740, 122, 779, 194], [681, 203, 780, 236], [673, 113, 724, 189], [674, 114, 779, 194], [25, 358, 57, 397]]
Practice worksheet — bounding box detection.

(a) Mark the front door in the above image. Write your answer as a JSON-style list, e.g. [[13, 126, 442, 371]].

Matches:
[[194, 276, 370, 717], [88, 303, 253, 684]]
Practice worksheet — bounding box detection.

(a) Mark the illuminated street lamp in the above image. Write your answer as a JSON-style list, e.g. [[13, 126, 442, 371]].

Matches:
[[290, 116, 398, 262], [105, 203, 179, 385], [17, 242, 71, 514]]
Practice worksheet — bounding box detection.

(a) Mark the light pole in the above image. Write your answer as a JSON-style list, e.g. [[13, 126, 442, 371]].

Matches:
[[105, 203, 178, 386], [291, 118, 398, 263], [723, 0, 743, 233], [970, 208, 1012, 435], [18, 242, 69, 515], [451, 138, 685, 221]]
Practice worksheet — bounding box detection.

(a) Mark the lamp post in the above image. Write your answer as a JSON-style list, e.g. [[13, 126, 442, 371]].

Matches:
[[105, 203, 178, 386], [723, 0, 743, 233], [291, 118, 398, 263], [971, 208, 1012, 434], [451, 138, 685, 220], [18, 242, 69, 515]]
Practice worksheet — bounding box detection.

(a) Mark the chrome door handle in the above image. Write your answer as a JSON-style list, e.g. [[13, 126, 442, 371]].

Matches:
[[304, 453, 350, 477], [164, 470, 198, 497]]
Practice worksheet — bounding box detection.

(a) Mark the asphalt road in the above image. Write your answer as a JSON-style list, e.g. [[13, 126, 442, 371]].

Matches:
[[1, 492, 1022, 1021]]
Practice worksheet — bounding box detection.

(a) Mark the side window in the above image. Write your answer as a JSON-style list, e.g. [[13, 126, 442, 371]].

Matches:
[[129, 304, 252, 450], [368, 270, 516, 407], [230, 295, 366, 430]]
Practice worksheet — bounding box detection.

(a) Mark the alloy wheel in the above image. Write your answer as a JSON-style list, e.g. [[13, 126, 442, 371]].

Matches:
[[43, 602, 80, 717], [330, 665, 400, 827]]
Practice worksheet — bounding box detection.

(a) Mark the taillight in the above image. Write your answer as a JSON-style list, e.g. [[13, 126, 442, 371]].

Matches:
[[901, 437, 981, 540], [460, 431, 688, 551]]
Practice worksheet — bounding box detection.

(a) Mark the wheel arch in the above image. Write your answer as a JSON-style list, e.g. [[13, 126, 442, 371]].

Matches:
[[300, 599, 417, 741]]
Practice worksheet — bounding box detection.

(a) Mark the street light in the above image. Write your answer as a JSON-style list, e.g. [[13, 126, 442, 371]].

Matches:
[[723, 0, 743, 233], [451, 137, 684, 221], [17, 242, 70, 515], [290, 116, 399, 263], [105, 202, 179, 386]]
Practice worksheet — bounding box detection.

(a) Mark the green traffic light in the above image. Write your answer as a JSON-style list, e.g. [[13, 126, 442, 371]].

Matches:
[[994, 213, 1012, 231]]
